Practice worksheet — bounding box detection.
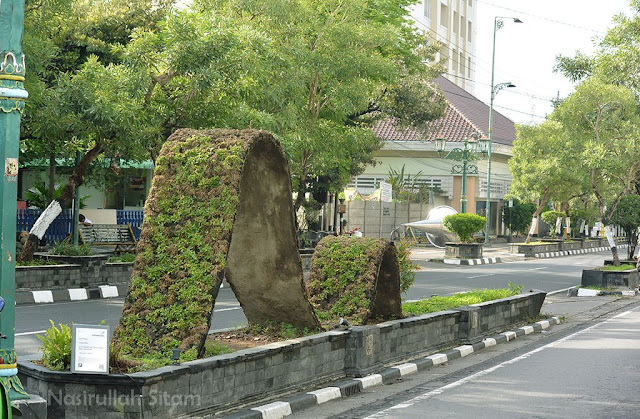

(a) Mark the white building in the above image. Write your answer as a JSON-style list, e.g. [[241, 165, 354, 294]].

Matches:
[[409, 0, 477, 93]]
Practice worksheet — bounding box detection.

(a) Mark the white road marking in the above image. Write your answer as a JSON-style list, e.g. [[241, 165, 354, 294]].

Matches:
[[364, 307, 638, 418], [527, 267, 548, 271], [16, 330, 46, 336], [467, 274, 494, 279]]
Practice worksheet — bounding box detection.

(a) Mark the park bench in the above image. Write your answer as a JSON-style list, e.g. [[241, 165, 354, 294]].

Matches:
[[78, 224, 137, 253]]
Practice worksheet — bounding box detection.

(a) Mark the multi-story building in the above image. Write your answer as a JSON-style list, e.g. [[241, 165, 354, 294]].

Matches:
[[409, 0, 477, 93]]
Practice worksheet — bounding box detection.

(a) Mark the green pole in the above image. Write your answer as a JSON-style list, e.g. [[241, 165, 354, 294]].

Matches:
[[0, 0, 29, 401], [486, 17, 498, 243], [460, 138, 468, 213]]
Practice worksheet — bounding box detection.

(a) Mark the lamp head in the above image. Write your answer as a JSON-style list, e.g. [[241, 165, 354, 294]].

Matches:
[[435, 138, 447, 154], [513, 18, 523, 23]]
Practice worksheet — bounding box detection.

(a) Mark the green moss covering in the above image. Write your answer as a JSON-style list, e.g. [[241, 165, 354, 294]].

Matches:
[[306, 236, 401, 326], [113, 129, 249, 359]]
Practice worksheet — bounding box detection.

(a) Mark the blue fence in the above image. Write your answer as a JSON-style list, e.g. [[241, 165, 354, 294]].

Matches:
[[16, 209, 145, 243], [16, 209, 73, 244], [116, 210, 144, 240]]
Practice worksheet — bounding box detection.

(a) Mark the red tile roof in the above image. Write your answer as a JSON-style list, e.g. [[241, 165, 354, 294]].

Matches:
[[372, 76, 516, 146]]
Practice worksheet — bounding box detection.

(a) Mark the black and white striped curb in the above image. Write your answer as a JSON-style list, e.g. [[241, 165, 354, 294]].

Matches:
[[532, 244, 628, 259], [15, 284, 128, 305], [443, 257, 501, 266], [225, 317, 563, 419]]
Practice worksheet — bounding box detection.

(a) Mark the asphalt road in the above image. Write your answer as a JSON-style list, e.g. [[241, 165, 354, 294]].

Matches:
[[14, 251, 610, 361], [332, 302, 640, 419]]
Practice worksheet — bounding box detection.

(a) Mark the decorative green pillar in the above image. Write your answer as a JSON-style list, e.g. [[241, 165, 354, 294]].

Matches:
[[0, 0, 29, 401]]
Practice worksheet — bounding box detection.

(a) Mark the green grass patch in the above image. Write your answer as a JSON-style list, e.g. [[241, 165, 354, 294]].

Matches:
[[51, 243, 92, 256], [107, 253, 136, 263], [403, 283, 522, 316], [16, 259, 63, 267], [598, 264, 636, 271]]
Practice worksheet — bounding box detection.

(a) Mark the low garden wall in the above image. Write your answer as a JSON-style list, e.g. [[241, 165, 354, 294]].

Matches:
[[508, 238, 620, 256], [16, 256, 133, 290], [18, 291, 546, 418]]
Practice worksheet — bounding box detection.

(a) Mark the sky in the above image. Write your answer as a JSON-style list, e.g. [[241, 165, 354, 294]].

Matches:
[[474, 0, 633, 125]]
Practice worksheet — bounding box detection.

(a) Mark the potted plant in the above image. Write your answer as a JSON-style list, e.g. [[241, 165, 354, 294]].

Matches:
[[442, 213, 487, 259]]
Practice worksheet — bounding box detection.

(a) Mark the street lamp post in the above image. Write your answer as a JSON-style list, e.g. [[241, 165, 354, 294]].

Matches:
[[436, 134, 488, 213], [0, 0, 29, 401], [486, 16, 522, 243]]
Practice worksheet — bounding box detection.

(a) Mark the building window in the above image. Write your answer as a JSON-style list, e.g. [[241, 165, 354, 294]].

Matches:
[[461, 15, 466, 38], [468, 21, 473, 42], [424, 0, 431, 18], [469, 0, 473, 6], [440, 3, 449, 28], [453, 11, 459, 34], [468, 56, 472, 77], [459, 52, 464, 75]]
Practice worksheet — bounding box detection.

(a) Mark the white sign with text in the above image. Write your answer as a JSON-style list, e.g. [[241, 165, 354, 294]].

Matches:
[[72, 324, 110, 374]]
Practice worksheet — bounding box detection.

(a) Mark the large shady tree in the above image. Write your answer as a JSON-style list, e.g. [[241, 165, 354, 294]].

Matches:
[[19, 0, 446, 260]]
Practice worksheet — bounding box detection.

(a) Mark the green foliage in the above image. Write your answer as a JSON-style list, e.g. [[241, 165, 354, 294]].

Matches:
[[307, 236, 397, 326], [395, 239, 417, 293], [598, 264, 636, 271], [16, 259, 61, 267], [107, 253, 136, 263], [25, 183, 89, 210], [502, 199, 536, 236], [38, 320, 72, 371], [611, 194, 640, 258], [51, 243, 92, 256], [402, 286, 521, 316], [113, 133, 248, 361], [540, 211, 566, 238], [385, 165, 433, 203], [442, 214, 487, 243], [203, 341, 234, 358], [246, 322, 314, 340]]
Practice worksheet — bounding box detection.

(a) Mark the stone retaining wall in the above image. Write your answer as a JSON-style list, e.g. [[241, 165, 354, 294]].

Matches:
[[18, 292, 545, 418], [16, 258, 133, 290]]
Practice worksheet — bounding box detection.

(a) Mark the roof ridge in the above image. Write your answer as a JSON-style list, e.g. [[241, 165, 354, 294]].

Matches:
[[446, 101, 485, 138]]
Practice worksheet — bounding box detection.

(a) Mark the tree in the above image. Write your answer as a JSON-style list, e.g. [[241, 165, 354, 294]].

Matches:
[[552, 77, 640, 263], [508, 121, 580, 243], [610, 194, 640, 260], [191, 0, 446, 212], [502, 199, 536, 237]]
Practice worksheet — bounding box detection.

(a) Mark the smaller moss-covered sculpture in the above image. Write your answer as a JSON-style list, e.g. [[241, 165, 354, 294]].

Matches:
[[306, 236, 402, 326]]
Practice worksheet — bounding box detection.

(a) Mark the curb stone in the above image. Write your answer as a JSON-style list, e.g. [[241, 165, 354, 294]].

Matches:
[[443, 257, 500, 266], [436, 244, 628, 265], [15, 284, 128, 305], [223, 317, 563, 419]]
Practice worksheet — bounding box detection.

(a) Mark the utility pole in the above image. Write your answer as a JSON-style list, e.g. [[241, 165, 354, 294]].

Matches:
[[0, 0, 29, 400]]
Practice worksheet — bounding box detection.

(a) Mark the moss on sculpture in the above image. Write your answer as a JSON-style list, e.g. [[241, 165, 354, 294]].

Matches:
[[112, 129, 319, 361], [306, 236, 402, 326]]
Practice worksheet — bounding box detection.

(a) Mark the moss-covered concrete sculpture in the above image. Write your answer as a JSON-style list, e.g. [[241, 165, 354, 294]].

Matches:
[[112, 129, 320, 359], [306, 236, 402, 326]]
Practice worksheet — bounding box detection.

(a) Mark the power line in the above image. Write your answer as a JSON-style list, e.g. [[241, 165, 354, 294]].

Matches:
[[477, 0, 609, 35]]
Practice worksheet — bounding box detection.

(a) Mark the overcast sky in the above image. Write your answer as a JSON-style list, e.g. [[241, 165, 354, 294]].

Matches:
[[474, 0, 632, 125]]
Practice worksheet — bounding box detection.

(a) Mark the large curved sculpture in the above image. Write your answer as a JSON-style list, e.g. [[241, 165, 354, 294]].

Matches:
[[112, 129, 320, 358], [402, 205, 458, 248]]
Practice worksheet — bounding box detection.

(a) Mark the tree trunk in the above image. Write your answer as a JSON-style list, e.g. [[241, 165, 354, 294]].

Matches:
[[48, 154, 56, 202], [603, 224, 620, 266], [18, 143, 102, 262], [525, 190, 549, 244]]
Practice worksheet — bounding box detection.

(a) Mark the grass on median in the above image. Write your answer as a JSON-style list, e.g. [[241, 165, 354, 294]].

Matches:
[[402, 283, 523, 316], [597, 264, 636, 271]]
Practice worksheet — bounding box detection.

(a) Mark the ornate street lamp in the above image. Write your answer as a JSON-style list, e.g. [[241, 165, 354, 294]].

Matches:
[[436, 133, 486, 213], [486, 16, 522, 243], [0, 0, 29, 401]]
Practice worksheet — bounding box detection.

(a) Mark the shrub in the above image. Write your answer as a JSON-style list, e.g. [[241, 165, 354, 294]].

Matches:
[[38, 320, 72, 371], [442, 213, 487, 243], [107, 252, 136, 263], [51, 243, 92, 256], [502, 199, 536, 236], [541, 211, 566, 238], [611, 195, 640, 259], [395, 239, 417, 293]]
